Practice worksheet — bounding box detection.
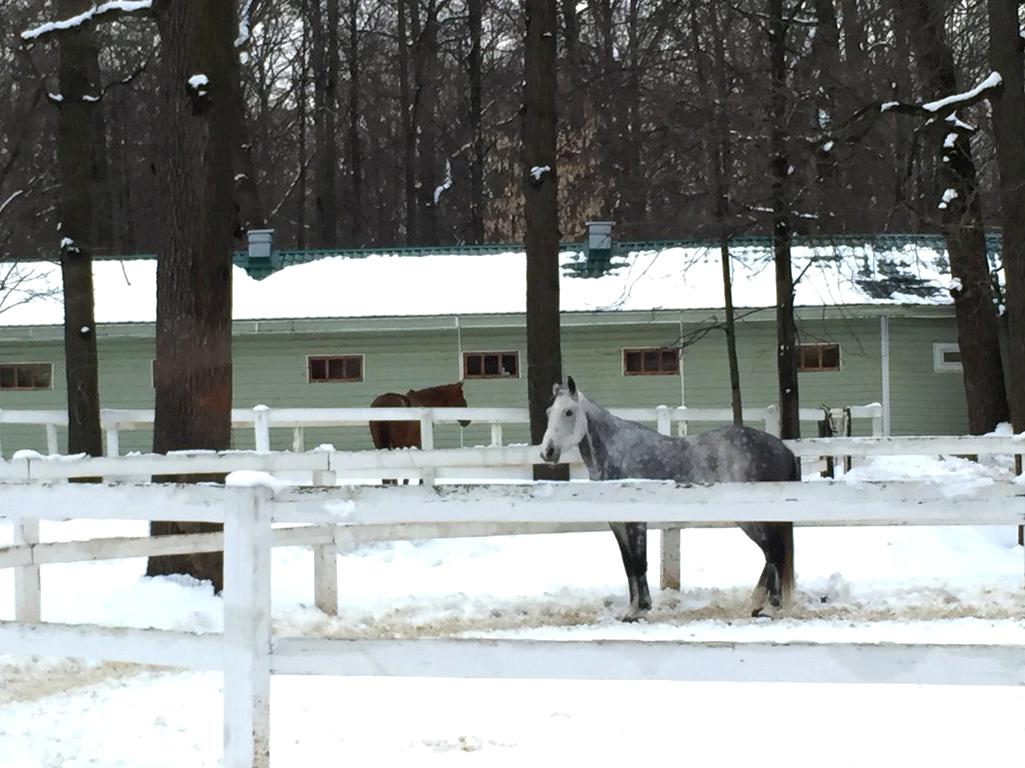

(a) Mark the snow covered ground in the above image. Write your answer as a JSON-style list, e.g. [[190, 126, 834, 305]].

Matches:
[[1, 454, 1023, 766]]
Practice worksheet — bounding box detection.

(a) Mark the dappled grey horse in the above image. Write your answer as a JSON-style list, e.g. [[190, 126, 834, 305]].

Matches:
[[540, 377, 798, 621]]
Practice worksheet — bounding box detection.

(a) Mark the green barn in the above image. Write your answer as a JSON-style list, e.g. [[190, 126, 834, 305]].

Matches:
[[0, 235, 977, 456]]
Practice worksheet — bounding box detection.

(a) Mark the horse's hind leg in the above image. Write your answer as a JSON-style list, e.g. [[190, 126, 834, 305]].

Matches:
[[610, 522, 651, 622], [738, 522, 793, 616]]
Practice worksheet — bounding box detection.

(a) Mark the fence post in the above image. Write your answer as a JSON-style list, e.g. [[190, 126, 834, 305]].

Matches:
[[420, 408, 436, 485], [45, 424, 59, 455], [253, 406, 271, 453], [871, 405, 884, 438], [655, 406, 681, 591], [223, 486, 272, 768], [313, 543, 339, 616], [13, 517, 41, 623], [292, 427, 305, 453], [490, 423, 503, 446], [105, 428, 120, 457], [763, 405, 780, 437]]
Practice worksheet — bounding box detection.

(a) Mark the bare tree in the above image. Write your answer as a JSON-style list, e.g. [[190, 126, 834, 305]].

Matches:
[[768, 0, 796, 595], [146, 0, 239, 589], [467, 0, 485, 243], [19, 0, 141, 458], [986, 0, 1025, 436], [345, 0, 364, 244], [891, 0, 1008, 434], [523, 0, 562, 478]]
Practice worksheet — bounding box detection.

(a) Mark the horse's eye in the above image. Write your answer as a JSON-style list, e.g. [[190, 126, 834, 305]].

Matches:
[[565, 409, 574, 418]]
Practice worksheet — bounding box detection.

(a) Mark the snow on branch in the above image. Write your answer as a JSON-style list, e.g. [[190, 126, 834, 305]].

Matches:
[[921, 72, 1003, 113], [235, 0, 255, 48], [0, 190, 25, 217], [21, 1, 153, 42], [880, 72, 1003, 121], [433, 160, 453, 205]]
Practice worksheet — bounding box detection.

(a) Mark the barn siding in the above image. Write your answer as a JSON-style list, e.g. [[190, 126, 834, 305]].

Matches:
[[887, 317, 969, 435], [0, 312, 969, 457]]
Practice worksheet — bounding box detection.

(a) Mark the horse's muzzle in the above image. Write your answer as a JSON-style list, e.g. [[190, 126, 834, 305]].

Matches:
[[458, 419, 471, 428], [539, 444, 559, 463]]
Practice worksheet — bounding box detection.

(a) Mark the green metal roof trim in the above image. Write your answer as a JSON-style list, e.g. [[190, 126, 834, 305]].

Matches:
[[62, 232, 1003, 280]]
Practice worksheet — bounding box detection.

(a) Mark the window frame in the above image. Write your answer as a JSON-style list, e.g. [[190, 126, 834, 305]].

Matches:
[[797, 343, 841, 373], [306, 354, 365, 383], [621, 347, 680, 376], [462, 350, 520, 380], [0, 362, 54, 391], [932, 343, 963, 373]]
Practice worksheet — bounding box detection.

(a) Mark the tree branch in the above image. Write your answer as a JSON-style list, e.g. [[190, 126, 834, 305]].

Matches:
[[21, 0, 153, 43]]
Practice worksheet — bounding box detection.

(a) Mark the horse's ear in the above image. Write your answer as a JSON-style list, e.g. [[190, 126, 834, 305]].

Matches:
[[567, 376, 577, 395], [551, 382, 561, 397]]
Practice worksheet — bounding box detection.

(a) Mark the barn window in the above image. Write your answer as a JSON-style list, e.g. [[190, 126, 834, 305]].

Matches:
[[307, 355, 363, 383], [623, 347, 678, 375], [933, 343, 962, 372], [463, 351, 518, 379], [798, 343, 841, 372], [0, 362, 53, 390]]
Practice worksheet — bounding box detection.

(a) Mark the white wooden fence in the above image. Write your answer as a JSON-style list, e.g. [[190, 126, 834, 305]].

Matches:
[[0, 402, 884, 457], [1, 432, 1024, 768]]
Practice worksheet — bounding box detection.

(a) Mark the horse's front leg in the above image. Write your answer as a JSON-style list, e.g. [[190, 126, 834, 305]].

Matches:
[[610, 522, 651, 622]]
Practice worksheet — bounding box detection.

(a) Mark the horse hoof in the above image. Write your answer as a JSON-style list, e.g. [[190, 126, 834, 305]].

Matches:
[[619, 608, 648, 623], [751, 605, 781, 620]]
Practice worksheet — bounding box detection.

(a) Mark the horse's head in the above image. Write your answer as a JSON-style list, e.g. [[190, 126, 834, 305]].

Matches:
[[408, 382, 471, 428], [540, 376, 587, 463]]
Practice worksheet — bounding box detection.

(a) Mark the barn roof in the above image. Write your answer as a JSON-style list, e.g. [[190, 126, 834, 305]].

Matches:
[[0, 234, 996, 329]]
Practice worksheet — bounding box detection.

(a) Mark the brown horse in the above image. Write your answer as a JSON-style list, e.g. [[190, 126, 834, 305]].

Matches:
[[369, 381, 470, 450]]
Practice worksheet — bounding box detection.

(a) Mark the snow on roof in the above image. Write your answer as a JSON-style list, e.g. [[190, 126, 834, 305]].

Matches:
[[0, 244, 959, 328]]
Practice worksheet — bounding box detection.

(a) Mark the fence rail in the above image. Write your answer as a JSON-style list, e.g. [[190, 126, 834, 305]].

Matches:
[[0, 437, 1023, 767], [0, 402, 884, 456]]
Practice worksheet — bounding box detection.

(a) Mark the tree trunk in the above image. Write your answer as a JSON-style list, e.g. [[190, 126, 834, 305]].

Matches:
[[296, 11, 309, 249], [523, 0, 562, 449], [769, 0, 799, 441], [768, 0, 796, 598], [889, 0, 917, 230], [559, 0, 584, 137], [467, 0, 485, 243], [397, 0, 417, 243], [622, 0, 644, 232], [147, 0, 237, 590], [839, 0, 867, 80], [56, 0, 103, 458], [232, 62, 265, 235], [588, 0, 617, 218], [311, 0, 338, 246], [694, 0, 742, 425], [811, 0, 844, 230], [987, 0, 1025, 433], [904, 0, 1009, 434], [347, 0, 363, 245], [415, 1, 441, 245]]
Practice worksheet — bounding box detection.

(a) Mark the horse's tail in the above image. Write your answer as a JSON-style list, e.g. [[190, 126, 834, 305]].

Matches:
[[779, 522, 795, 605], [369, 420, 390, 450]]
